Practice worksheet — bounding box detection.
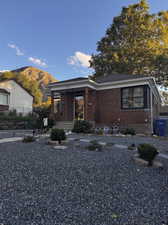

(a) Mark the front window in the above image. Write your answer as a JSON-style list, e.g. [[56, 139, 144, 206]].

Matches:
[[121, 86, 146, 109], [0, 93, 8, 105]]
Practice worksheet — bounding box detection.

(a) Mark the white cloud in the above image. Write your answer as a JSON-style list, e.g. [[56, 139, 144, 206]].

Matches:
[[28, 57, 47, 67], [68, 51, 91, 68], [8, 44, 24, 56], [0, 70, 9, 72]]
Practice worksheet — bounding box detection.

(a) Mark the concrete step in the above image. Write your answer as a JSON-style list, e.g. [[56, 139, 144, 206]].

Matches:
[[55, 121, 74, 130]]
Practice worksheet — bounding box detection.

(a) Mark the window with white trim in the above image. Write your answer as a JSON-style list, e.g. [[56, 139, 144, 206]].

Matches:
[[121, 86, 147, 109], [0, 93, 9, 105]]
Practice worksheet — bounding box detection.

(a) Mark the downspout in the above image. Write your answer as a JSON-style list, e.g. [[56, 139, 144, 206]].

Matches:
[[150, 88, 153, 134]]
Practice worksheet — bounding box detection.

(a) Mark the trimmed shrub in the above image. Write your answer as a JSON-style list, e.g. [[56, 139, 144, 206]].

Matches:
[[50, 128, 66, 144], [138, 143, 159, 166], [122, 128, 136, 136], [95, 129, 104, 135], [128, 143, 136, 150], [87, 140, 102, 151], [22, 135, 36, 143], [72, 120, 93, 133]]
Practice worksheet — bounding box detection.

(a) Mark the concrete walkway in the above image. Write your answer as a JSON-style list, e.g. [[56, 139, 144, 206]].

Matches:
[[0, 137, 22, 144], [158, 153, 168, 160], [0, 135, 168, 161]]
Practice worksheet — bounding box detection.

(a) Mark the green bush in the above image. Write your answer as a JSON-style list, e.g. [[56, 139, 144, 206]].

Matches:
[[128, 143, 136, 150], [72, 120, 93, 133], [22, 135, 36, 143], [122, 128, 136, 136], [95, 129, 104, 135], [138, 143, 159, 166], [50, 128, 66, 144], [8, 109, 17, 117], [87, 140, 102, 151]]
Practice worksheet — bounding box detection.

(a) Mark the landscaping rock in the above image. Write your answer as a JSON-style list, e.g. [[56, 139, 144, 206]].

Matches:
[[133, 155, 163, 168], [54, 146, 67, 150]]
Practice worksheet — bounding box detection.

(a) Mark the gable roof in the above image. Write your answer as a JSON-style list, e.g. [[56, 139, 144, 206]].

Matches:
[[0, 79, 34, 98], [0, 88, 10, 94]]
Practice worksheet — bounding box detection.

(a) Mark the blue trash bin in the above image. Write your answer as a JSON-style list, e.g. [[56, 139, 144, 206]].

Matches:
[[154, 119, 167, 136]]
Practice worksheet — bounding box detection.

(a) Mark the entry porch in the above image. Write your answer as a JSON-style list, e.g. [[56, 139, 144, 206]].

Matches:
[[51, 87, 96, 128]]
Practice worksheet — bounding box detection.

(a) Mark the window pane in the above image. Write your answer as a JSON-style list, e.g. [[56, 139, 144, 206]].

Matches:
[[122, 98, 129, 108], [122, 97, 134, 108], [122, 88, 130, 98], [133, 97, 144, 108], [0, 95, 2, 104], [133, 87, 143, 97], [122, 86, 145, 109], [54, 99, 60, 113], [0, 94, 8, 105]]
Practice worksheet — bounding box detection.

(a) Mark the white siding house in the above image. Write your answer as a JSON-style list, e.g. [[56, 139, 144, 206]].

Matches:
[[0, 80, 33, 114]]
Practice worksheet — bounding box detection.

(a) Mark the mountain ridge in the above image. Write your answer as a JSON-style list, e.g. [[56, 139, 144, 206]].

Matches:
[[0, 66, 58, 103]]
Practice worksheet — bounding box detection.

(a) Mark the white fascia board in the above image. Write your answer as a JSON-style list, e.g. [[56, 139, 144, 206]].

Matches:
[[96, 81, 149, 90], [148, 79, 162, 104], [48, 79, 89, 87], [94, 77, 152, 87], [50, 80, 149, 92], [50, 83, 96, 91], [50, 77, 157, 92]]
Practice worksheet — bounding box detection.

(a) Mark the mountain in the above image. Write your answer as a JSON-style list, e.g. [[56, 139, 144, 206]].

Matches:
[[11, 66, 57, 101], [0, 66, 57, 104]]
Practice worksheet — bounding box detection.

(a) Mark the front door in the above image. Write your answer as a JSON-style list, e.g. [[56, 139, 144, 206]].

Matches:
[[74, 96, 84, 120]]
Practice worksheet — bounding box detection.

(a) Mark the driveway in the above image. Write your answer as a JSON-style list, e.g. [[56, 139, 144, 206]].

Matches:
[[0, 138, 167, 225], [0, 130, 33, 139]]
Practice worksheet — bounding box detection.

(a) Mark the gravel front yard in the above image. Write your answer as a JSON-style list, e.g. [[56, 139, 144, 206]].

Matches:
[[0, 138, 167, 225], [69, 133, 168, 154]]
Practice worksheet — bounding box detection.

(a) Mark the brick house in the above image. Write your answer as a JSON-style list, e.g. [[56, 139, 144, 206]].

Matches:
[[48, 74, 161, 134]]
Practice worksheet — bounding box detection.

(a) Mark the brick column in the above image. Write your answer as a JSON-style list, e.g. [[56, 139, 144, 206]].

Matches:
[[51, 91, 54, 114], [84, 88, 89, 120]]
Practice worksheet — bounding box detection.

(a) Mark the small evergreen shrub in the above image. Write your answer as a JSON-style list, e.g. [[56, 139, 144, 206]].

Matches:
[[50, 128, 66, 144], [72, 120, 93, 133], [122, 128, 136, 136], [87, 140, 102, 151], [128, 143, 136, 150], [95, 129, 104, 135], [138, 143, 159, 166], [22, 135, 36, 143]]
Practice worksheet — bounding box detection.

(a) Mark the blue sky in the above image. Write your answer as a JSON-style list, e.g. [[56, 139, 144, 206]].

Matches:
[[0, 0, 168, 80]]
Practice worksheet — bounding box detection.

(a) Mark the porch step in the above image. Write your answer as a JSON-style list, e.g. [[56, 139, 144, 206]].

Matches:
[[55, 121, 74, 130]]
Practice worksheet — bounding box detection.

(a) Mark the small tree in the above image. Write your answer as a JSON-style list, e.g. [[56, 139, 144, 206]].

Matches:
[[72, 120, 93, 133], [138, 143, 159, 166], [50, 128, 66, 144]]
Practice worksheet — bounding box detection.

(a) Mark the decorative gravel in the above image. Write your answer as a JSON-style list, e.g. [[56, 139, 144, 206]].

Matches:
[[0, 138, 167, 225], [70, 133, 168, 154]]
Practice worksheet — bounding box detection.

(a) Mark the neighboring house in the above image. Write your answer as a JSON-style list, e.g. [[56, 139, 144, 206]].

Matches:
[[48, 74, 162, 134], [0, 80, 33, 114]]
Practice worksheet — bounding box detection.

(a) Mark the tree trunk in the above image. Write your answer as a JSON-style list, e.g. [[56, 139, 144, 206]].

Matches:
[[148, 160, 153, 167]]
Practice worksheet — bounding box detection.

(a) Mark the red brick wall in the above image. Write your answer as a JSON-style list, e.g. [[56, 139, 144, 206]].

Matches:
[[85, 89, 97, 121], [95, 88, 151, 133]]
